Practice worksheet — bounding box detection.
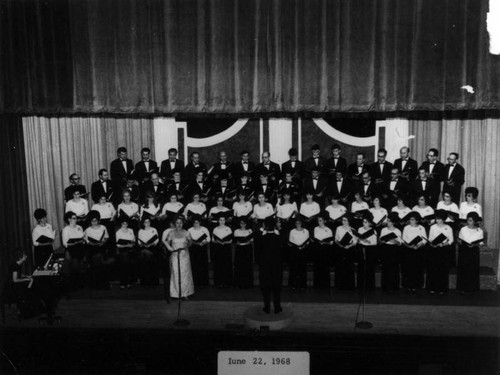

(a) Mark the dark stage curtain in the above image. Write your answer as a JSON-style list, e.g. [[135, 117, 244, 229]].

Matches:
[[1, 0, 499, 115], [0, 115, 31, 292]]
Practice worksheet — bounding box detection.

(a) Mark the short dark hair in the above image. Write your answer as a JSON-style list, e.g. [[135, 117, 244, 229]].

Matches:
[[450, 152, 459, 159], [466, 211, 480, 224], [64, 211, 76, 224], [311, 144, 320, 151], [357, 152, 366, 159], [141, 147, 151, 153], [98, 168, 107, 177], [34, 208, 47, 221], [69, 173, 78, 181], [88, 210, 101, 222], [190, 151, 199, 158], [428, 148, 439, 157], [240, 150, 249, 156], [168, 148, 178, 154], [117, 147, 127, 154], [331, 144, 341, 151], [377, 148, 387, 156], [288, 148, 298, 156], [465, 186, 479, 199]]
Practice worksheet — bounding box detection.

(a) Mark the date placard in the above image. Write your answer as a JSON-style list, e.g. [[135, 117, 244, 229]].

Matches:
[[218, 351, 309, 375]]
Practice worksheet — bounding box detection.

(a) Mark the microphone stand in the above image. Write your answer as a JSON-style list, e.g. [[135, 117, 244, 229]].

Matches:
[[173, 247, 190, 327], [355, 246, 373, 329]]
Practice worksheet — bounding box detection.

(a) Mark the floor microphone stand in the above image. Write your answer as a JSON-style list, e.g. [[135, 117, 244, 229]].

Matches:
[[355, 246, 373, 329], [173, 248, 189, 327]]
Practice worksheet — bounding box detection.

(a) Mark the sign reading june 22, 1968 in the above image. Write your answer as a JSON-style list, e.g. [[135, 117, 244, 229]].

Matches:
[[218, 351, 309, 375]]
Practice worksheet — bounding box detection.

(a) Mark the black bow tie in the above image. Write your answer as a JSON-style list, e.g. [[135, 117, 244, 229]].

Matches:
[[220, 162, 226, 164], [337, 179, 342, 182], [261, 184, 267, 186], [312, 178, 318, 181], [364, 183, 370, 186], [379, 162, 385, 164], [313, 157, 319, 159], [242, 162, 248, 164]]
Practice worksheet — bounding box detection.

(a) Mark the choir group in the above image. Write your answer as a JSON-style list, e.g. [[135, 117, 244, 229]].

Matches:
[[31, 143, 486, 303]]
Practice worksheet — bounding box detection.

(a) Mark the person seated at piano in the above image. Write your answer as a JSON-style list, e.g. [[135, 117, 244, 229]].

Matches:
[[370, 148, 393, 188], [184, 151, 208, 183], [334, 215, 358, 290], [140, 172, 166, 205], [233, 217, 255, 289], [166, 171, 189, 203], [299, 190, 321, 230], [288, 217, 311, 290], [210, 171, 236, 207], [64, 174, 88, 202], [281, 147, 305, 182], [381, 167, 409, 210], [62, 211, 86, 291], [412, 194, 435, 229], [160, 148, 184, 181], [436, 190, 460, 229], [115, 217, 137, 289], [117, 190, 140, 232], [358, 172, 376, 206], [32, 208, 56, 269], [4, 251, 33, 316], [256, 151, 281, 184], [183, 192, 207, 224], [254, 171, 278, 206], [456, 212, 484, 295], [426, 210, 454, 295], [401, 212, 427, 294], [84, 211, 110, 289], [325, 195, 347, 231], [369, 195, 388, 231], [252, 192, 275, 230], [278, 171, 301, 203], [347, 153, 371, 183], [302, 167, 328, 207], [211, 216, 234, 288], [134, 147, 158, 185], [140, 193, 162, 230], [378, 212, 403, 292], [187, 215, 211, 287], [459, 187, 483, 225], [232, 190, 253, 222], [160, 192, 184, 225], [328, 170, 352, 207], [324, 143, 348, 177], [355, 213, 378, 291], [65, 190, 89, 229], [188, 170, 211, 204], [137, 217, 160, 287], [209, 195, 232, 227], [391, 196, 412, 229], [312, 214, 335, 289], [410, 167, 439, 208], [276, 189, 298, 231], [350, 191, 370, 229]]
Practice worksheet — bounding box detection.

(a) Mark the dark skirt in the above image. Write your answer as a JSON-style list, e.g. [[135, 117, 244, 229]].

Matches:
[[456, 244, 480, 292], [288, 245, 309, 288], [313, 243, 333, 289], [401, 247, 424, 289], [334, 245, 356, 290], [425, 245, 450, 293], [356, 245, 378, 291], [118, 247, 139, 286], [380, 244, 401, 291], [33, 245, 53, 269], [234, 244, 254, 288], [211, 243, 233, 287], [139, 245, 160, 286], [190, 244, 210, 287]]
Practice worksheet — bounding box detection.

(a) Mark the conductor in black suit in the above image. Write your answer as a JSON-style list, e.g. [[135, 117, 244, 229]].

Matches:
[[159, 148, 184, 181], [347, 153, 371, 183], [184, 151, 208, 183], [324, 143, 347, 176], [134, 147, 158, 184], [91, 169, 114, 204], [393, 147, 418, 182], [281, 148, 305, 182], [442, 152, 465, 204], [64, 173, 88, 202], [304, 144, 327, 174], [371, 148, 393, 187], [256, 151, 281, 184], [110, 147, 134, 190]]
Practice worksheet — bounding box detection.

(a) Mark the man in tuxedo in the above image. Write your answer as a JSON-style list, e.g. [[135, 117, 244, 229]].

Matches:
[[110, 147, 134, 191], [328, 170, 352, 206], [393, 147, 418, 182], [324, 143, 347, 176], [410, 167, 439, 207], [208, 150, 233, 181], [254, 171, 278, 205], [256, 151, 281, 184], [278, 171, 301, 202], [381, 167, 409, 209], [232, 150, 256, 181], [235, 172, 255, 201], [64, 173, 88, 202], [358, 172, 377, 205], [442, 152, 465, 204], [419, 148, 445, 190], [134, 147, 158, 184], [140, 172, 167, 204], [281, 148, 305, 182], [123, 175, 141, 203], [184, 151, 208, 183], [160, 148, 184, 181], [302, 167, 328, 206], [347, 153, 371, 183], [304, 144, 327, 174], [91, 169, 114, 204], [187, 170, 212, 203], [211, 171, 237, 206], [166, 171, 190, 204], [370, 148, 393, 187]]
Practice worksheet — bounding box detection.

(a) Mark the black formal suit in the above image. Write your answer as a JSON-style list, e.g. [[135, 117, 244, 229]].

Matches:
[[166, 180, 190, 203], [324, 157, 348, 175], [370, 161, 393, 185], [281, 160, 305, 181], [420, 161, 446, 183], [357, 181, 377, 204], [208, 161, 233, 179], [442, 163, 465, 204], [64, 184, 88, 202], [184, 162, 208, 183], [304, 156, 327, 174], [253, 180, 279, 205], [381, 179, 409, 209], [256, 161, 281, 182], [347, 163, 371, 183], [211, 181, 237, 206], [393, 157, 418, 182], [302, 176, 328, 205], [159, 159, 185, 180], [232, 161, 256, 180], [187, 180, 212, 202], [278, 180, 302, 202], [410, 178, 439, 207], [122, 185, 141, 204], [140, 181, 168, 204], [327, 178, 353, 205], [234, 182, 255, 201], [110, 158, 134, 189], [134, 160, 159, 182], [91, 180, 114, 204]]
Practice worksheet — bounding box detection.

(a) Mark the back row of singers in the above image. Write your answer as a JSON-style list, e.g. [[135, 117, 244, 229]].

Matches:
[[64, 144, 467, 207]]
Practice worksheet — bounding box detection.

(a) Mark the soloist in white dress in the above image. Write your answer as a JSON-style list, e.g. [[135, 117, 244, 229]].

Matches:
[[169, 235, 194, 298]]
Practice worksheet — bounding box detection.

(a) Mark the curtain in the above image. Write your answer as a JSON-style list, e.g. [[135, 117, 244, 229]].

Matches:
[[2, 0, 499, 115], [22, 117, 155, 247], [0, 115, 31, 292], [409, 119, 500, 250]]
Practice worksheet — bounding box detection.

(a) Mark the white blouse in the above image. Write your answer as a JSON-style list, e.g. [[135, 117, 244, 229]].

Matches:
[[115, 228, 136, 243], [91, 203, 116, 220], [188, 226, 211, 243], [335, 226, 358, 246], [213, 226, 233, 242], [209, 206, 230, 217], [391, 206, 412, 219], [379, 227, 402, 245], [436, 201, 459, 222], [289, 228, 310, 246], [358, 226, 377, 246], [325, 204, 347, 221], [138, 227, 159, 245], [351, 201, 369, 213], [299, 202, 320, 218], [458, 226, 484, 245], [253, 203, 274, 219], [84, 225, 109, 243], [402, 225, 427, 246], [65, 199, 89, 217], [184, 202, 207, 217], [118, 202, 140, 217], [62, 225, 84, 247], [161, 202, 184, 215], [162, 227, 175, 243], [313, 226, 333, 241], [370, 207, 388, 225], [412, 205, 435, 220], [141, 204, 161, 219], [234, 228, 253, 244], [428, 224, 454, 245], [459, 202, 483, 220], [232, 201, 253, 217], [276, 202, 298, 220], [32, 224, 55, 246]]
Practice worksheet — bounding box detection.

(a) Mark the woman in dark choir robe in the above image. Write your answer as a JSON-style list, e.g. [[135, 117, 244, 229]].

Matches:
[[62, 211, 86, 291], [84, 211, 110, 289], [137, 217, 160, 286], [334, 215, 358, 290], [426, 210, 454, 294], [287, 217, 311, 289], [31, 208, 56, 269], [457, 212, 485, 295], [233, 217, 254, 289], [211, 216, 233, 288], [312, 214, 334, 289], [187, 215, 211, 287], [378, 212, 403, 292], [401, 212, 428, 293], [356, 213, 378, 291], [115, 217, 138, 289], [259, 218, 283, 314]]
